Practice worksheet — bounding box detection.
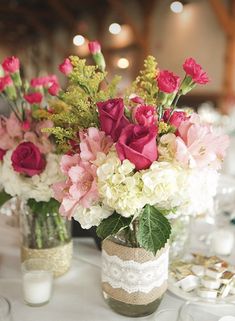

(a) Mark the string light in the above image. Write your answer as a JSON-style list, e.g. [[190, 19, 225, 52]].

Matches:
[[170, 1, 184, 13], [117, 58, 129, 69], [109, 23, 122, 35], [73, 35, 85, 46]]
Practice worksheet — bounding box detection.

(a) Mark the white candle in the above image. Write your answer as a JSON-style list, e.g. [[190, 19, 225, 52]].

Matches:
[[23, 270, 53, 306], [210, 229, 234, 256]]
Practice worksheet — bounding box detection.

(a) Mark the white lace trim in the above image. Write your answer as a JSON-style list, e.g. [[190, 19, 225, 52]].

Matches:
[[102, 248, 169, 294]]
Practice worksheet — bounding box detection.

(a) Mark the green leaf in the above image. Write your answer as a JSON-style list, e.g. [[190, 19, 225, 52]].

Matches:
[[27, 198, 60, 216], [137, 204, 171, 255], [96, 212, 132, 240], [0, 190, 12, 207]]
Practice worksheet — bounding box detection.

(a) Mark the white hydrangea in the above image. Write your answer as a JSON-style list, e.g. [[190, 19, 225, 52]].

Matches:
[[73, 204, 113, 229], [1, 150, 64, 202]]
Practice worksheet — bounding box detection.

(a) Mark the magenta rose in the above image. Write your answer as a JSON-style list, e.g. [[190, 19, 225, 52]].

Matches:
[[163, 109, 187, 128], [97, 98, 130, 142], [116, 124, 158, 170], [133, 105, 157, 127], [0, 148, 6, 161], [183, 58, 209, 84], [11, 142, 46, 176], [157, 70, 180, 93]]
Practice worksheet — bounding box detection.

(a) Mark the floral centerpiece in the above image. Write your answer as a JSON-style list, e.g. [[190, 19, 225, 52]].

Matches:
[[46, 43, 229, 316], [0, 57, 72, 276]]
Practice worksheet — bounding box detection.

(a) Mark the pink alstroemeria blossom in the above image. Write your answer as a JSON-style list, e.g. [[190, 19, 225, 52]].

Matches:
[[183, 58, 209, 85], [24, 92, 43, 104], [175, 113, 229, 169], [0, 75, 13, 92], [79, 127, 113, 162], [59, 58, 73, 75], [157, 70, 180, 93], [2, 56, 20, 73]]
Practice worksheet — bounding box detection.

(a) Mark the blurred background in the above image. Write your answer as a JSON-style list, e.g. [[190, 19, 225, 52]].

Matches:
[[1, 0, 235, 112]]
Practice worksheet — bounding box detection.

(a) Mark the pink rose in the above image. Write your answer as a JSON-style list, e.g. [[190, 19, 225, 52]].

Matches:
[[97, 98, 130, 142], [133, 105, 157, 127], [48, 82, 60, 96], [163, 109, 187, 128], [157, 70, 180, 93], [183, 58, 209, 84], [0, 75, 13, 92], [2, 56, 20, 73], [88, 41, 101, 54], [11, 142, 46, 176], [116, 124, 158, 170], [0, 148, 6, 161], [24, 92, 43, 104], [59, 58, 73, 75]]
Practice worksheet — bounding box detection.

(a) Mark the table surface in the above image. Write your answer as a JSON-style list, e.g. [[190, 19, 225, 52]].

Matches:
[[0, 215, 234, 321]]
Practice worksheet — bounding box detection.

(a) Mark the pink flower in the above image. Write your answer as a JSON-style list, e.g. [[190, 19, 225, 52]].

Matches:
[[183, 58, 209, 84], [22, 120, 31, 132], [133, 105, 157, 127], [0, 75, 13, 92], [0, 148, 6, 161], [48, 82, 60, 96], [24, 92, 43, 104], [163, 109, 187, 128], [11, 142, 46, 176], [79, 127, 113, 161], [97, 98, 130, 142], [0, 113, 23, 150], [59, 58, 73, 75], [175, 114, 229, 169], [129, 94, 144, 104], [157, 70, 180, 93], [88, 41, 101, 54], [116, 124, 158, 170], [2, 56, 20, 73], [53, 154, 99, 219]]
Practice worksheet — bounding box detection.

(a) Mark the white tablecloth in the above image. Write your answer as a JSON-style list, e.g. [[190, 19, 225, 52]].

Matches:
[[0, 216, 184, 321]]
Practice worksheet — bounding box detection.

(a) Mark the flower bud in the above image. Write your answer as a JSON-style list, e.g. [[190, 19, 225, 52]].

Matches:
[[88, 41, 106, 72]]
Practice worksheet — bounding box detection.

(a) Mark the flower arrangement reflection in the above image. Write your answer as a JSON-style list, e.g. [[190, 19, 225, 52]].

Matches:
[[47, 44, 228, 254], [0, 57, 69, 249]]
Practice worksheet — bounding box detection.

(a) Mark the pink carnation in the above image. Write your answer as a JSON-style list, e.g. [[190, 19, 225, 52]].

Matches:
[[24, 92, 43, 104], [0, 75, 13, 92], [183, 58, 209, 85], [59, 58, 73, 75], [2, 56, 20, 73], [157, 70, 180, 93], [48, 82, 60, 96], [175, 113, 229, 169], [79, 127, 113, 161], [88, 41, 101, 54], [30, 75, 59, 88]]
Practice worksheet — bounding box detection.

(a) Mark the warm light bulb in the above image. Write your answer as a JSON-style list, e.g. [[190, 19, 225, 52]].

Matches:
[[117, 58, 129, 69], [170, 1, 184, 13], [109, 23, 122, 35], [73, 35, 85, 46]]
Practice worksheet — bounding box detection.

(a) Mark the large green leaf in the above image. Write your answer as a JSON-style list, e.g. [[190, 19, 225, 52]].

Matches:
[[0, 190, 12, 207], [96, 212, 132, 240], [137, 204, 171, 255]]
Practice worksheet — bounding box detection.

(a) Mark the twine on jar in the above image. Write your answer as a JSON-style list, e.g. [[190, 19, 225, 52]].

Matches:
[[21, 240, 73, 277]]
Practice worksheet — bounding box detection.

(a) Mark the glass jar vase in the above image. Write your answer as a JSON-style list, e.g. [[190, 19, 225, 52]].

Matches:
[[20, 200, 72, 277], [101, 232, 169, 317]]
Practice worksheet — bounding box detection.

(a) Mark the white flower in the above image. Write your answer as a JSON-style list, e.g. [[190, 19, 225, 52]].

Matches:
[[1, 151, 64, 202], [73, 204, 113, 229]]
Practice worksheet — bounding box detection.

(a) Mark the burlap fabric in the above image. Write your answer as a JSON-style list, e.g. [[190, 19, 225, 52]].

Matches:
[[21, 240, 73, 277], [102, 239, 169, 305]]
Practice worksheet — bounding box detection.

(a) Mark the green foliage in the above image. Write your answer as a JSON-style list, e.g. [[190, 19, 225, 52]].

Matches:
[[126, 56, 158, 105], [96, 212, 132, 240], [137, 204, 171, 255], [0, 190, 12, 207], [27, 198, 60, 216]]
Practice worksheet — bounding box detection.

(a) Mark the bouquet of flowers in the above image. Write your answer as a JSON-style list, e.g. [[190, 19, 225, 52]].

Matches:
[[0, 56, 69, 249], [48, 42, 229, 255]]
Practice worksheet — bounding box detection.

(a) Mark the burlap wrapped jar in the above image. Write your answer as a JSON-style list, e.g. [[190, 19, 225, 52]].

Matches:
[[102, 237, 169, 317]]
